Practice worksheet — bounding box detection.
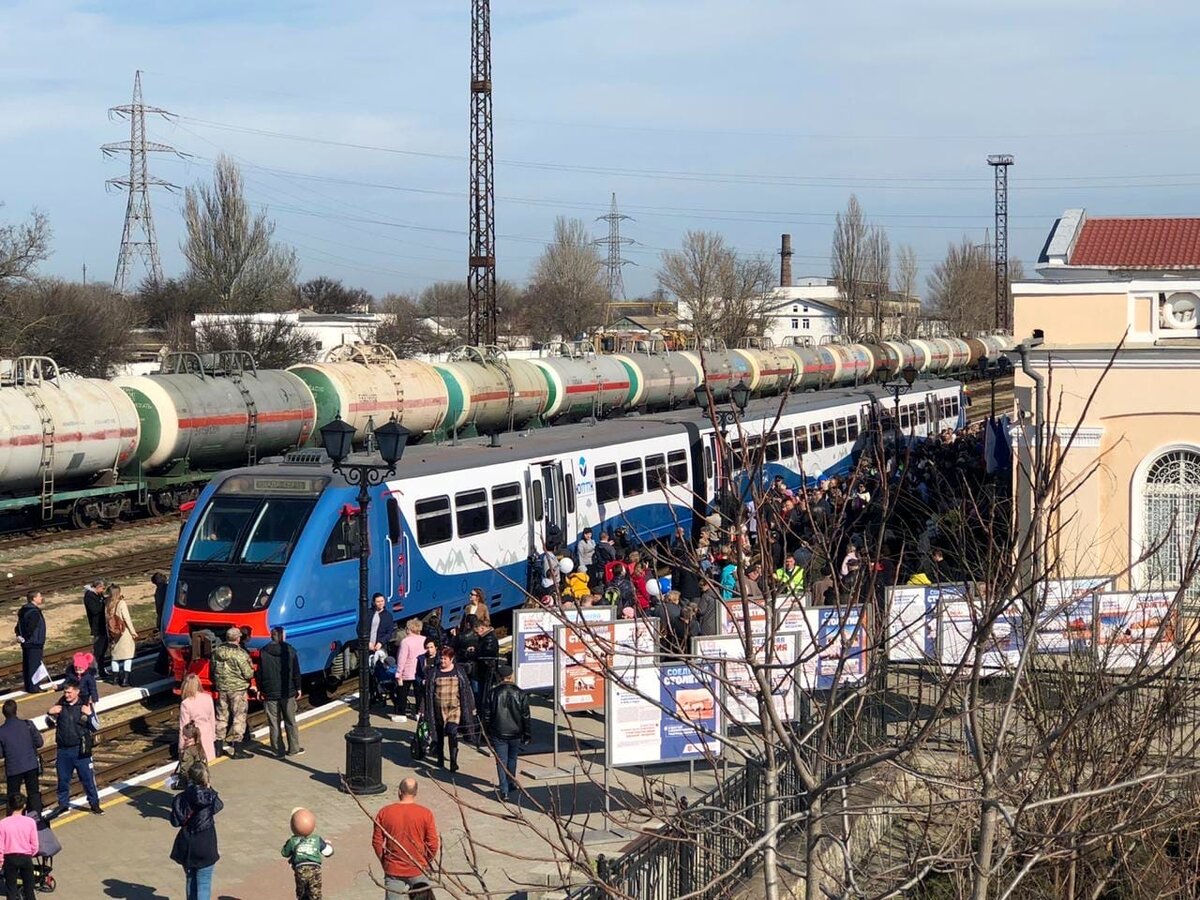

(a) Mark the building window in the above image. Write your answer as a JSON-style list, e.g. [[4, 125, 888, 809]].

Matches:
[[792, 305, 798, 313], [1143, 449, 1200, 599], [802, 305, 809, 313], [802, 318, 810, 329], [791, 318, 799, 329]]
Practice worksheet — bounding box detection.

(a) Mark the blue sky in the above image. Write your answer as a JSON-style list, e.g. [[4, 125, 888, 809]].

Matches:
[[4, 0, 1200, 299]]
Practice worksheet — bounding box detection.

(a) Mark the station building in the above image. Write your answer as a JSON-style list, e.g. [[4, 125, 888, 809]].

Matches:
[[1013, 209, 1200, 602]]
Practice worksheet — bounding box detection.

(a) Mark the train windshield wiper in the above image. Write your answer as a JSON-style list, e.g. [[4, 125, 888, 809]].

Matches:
[[243, 544, 292, 571]]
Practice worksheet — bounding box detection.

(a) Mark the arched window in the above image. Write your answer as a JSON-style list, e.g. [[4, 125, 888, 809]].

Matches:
[[1143, 449, 1200, 596]]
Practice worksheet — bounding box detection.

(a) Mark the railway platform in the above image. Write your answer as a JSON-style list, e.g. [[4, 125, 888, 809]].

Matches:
[[41, 691, 719, 899]]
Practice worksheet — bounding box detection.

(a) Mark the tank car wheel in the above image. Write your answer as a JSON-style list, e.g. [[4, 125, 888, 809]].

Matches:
[[69, 502, 91, 531], [146, 492, 168, 518]]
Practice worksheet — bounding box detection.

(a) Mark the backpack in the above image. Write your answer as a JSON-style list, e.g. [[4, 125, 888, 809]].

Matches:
[[106, 606, 126, 639], [602, 585, 621, 606]]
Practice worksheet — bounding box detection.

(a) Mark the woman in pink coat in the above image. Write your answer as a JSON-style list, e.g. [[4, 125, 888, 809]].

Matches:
[[391, 618, 426, 722], [178, 672, 218, 763]]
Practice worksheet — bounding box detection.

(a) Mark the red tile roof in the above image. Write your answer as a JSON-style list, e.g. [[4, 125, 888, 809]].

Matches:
[[1070, 217, 1200, 269]]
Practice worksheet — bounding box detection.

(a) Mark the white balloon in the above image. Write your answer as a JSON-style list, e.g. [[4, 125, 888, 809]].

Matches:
[[558, 557, 575, 574], [646, 578, 662, 598]]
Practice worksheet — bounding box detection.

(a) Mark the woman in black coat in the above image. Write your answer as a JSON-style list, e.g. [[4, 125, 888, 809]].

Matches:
[[170, 762, 223, 900]]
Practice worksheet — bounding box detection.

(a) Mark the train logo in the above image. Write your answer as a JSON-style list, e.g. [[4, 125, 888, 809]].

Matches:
[[578, 456, 588, 476]]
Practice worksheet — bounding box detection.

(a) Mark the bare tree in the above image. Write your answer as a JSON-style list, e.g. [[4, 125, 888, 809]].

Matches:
[[295, 276, 372, 315], [419, 280, 469, 320], [181, 155, 298, 313], [193, 315, 319, 368], [658, 230, 735, 341], [831, 194, 869, 338], [0, 279, 140, 376], [0, 205, 51, 289], [926, 237, 994, 334], [719, 253, 776, 346], [375, 292, 439, 357], [520, 217, 608, 342], [897, 244, 919, 335], [865, 225, 892, 334]]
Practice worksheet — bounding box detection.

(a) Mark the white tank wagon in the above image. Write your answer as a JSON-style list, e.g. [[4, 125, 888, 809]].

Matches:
[[733, 346, 799, 395], [434, 347, 549, 434], [528, 344, 632, 421], [289, 344, 449, 442], [677, 345, 752, 402], [0, 357, 140, 493], [116, 352, 316, 471]]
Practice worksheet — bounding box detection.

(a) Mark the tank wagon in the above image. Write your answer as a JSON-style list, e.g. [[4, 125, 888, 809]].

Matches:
[[0, 334, 1009, 528]]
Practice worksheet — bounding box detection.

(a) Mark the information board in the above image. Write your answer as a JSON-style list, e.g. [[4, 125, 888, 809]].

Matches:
[[887, 586, 938, 661], [555, 619, 658, 712], [802, 606, 868, 690], [693, 632, 799, 724], [607, 662, 722, 767], [937, 586, 1023, 671], [1035, 578, 1108, 656], [512, 607, 614, 691], [1095, 591, 1176, 670]]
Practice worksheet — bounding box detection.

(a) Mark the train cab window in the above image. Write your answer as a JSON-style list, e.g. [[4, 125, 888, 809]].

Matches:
[[808, 424, 823, 451], [795, 426, 809, 455], [822, 420, 836, 448], [492, 483, 523, 529], [645, 453, 665, 491], [835, 417, 849, 446], [186, 497, 257, 563], [668, 449, 688, 484], [621, 458, 644, 497], [596, 463, 619, 502], [455, 489, 489, 537], [239, 498, 313, 565], [764, 435, 780, 462], [386, 497, 402, 543], [322, 510, 364, 564], [415, 496, 453, 546]]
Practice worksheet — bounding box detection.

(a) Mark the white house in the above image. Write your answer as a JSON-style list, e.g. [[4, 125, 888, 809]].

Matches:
[[762, 279, 843, 346], [192, 310, 382, 354]]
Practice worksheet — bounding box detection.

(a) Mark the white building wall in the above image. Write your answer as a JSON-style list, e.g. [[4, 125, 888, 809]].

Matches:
[[762, 283, 843, 345]]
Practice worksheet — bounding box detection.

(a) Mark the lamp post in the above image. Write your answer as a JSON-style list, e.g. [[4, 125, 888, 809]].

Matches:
[[884, 364, 919, 473], [319, 414, 409, 796], [976, 356, 1014, 420], [694, 379, 750, 517]]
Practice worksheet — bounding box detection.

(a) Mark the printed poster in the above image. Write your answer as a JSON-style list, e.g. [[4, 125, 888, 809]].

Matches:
[[556, 619, 658, 712], [513, 607, 614, 691], [693, 633, 798, 724], [607, 663, 721, 768], [1035, 578, 1107, 656], [937, 585, 1024, 671], [887, 586, 938, 661], [1095, 591, 1176, 670], [719, 597, 805, 637], [801, 607, 868, 690]]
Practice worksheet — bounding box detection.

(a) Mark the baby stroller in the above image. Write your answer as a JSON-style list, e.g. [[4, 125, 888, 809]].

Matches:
[[6, 814, 62, 894], [371, 655, 398, 707]]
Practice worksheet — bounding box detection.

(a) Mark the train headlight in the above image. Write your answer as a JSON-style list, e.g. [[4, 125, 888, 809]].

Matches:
[[253, 585, 275, 609], [208, 585, 233, 611], [177, 581, 188, 608]]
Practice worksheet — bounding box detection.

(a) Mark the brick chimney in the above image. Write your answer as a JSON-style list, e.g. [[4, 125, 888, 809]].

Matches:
[[780, 233, 793, 287]]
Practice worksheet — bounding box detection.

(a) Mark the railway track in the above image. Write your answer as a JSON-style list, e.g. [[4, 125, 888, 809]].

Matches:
[[964, 373, 1015, 424], [0, 637, 163, 693], [0, 515, 173, 553], [0, 547, 175, 604]]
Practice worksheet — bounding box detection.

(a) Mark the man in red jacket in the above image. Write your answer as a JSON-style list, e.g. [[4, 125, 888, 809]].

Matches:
[[372, 777, 440, 898]]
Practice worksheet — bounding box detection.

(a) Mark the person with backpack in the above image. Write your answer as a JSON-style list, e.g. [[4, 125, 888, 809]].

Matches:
[[606, 564, 636, 613], [104, 585, 138, 687], [13, 592, 48, 694]]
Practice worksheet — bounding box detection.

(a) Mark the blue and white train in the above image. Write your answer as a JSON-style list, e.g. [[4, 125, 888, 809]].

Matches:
[[162, 379, 964, 686]]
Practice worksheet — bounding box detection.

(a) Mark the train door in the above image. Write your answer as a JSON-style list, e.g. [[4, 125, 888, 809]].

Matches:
[[527, 461, 569, 554], [384, 493, 410, 604]]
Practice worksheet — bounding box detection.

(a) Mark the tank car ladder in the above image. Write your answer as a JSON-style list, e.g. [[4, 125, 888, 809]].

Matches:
[[11, 359, 57, 521], [224, 354, 260, 467]]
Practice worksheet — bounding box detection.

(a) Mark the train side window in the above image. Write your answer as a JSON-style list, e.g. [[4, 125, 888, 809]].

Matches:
[[779, 428, 794, 459], [847, 417, 860, 441], [917, 405, 928, 425], [795, 426, 808, 455], [703, 446, 713, 480], [835, 417, 849, 445], [668, 449, 688, 484], [531, 479, 544, 521], [386, 497, 401, 543], [899, 407, 911, 430], [822, 420, 835, 447], [645, 453, 665, 491], [415, 496, 452, 546], [455, 488, 489, 537], [596, 463, 619, 502], [491, 483, 523, 529], [808, 424, 823, 451], [322, 510, 363, 563], [565, 473, 576, 513], [765, 434, 780, 462], [621, 458, 644, 497]]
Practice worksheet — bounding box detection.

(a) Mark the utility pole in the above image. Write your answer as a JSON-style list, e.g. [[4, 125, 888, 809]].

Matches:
[[594, 192, 634, 302], [987, 154, 1013, 332], [468, 0, 497, 346], [103, 71, 180, 294]]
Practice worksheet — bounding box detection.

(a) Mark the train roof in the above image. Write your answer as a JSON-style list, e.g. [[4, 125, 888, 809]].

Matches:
[[226, 377, 962, 486]]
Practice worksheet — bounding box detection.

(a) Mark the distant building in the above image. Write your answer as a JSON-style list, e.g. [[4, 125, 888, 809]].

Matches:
[[192, 310, 382, 354], [1014, 209, 1200, 603], [763, 279, 843, 345]]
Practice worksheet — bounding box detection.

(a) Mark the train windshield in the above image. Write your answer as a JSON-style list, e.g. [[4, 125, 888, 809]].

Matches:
[[186, 495, 315, 566]]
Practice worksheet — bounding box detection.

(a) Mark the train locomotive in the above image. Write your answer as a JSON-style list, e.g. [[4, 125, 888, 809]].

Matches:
[[0, 335, 1006, 530], [161, 377, 967, 688]]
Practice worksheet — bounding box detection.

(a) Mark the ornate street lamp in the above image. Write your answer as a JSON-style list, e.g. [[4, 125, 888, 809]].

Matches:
[[730, 380, 751, 413], [319, 414, 409, 795], [885, 364, 920, 470]]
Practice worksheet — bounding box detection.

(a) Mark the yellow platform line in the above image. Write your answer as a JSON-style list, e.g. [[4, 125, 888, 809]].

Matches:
[[53, 702, 354, 827]]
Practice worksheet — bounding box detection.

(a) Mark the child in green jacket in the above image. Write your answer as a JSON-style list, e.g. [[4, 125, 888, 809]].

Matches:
[[282, 807, 334, 900]]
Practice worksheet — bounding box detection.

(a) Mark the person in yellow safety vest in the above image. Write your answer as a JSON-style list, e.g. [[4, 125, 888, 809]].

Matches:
[[773, 556, 806, 596]]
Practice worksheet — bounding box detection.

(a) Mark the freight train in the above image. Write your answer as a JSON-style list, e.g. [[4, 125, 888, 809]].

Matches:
[[0, 335, 1007, 529], [162, 377, 967, 688]]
